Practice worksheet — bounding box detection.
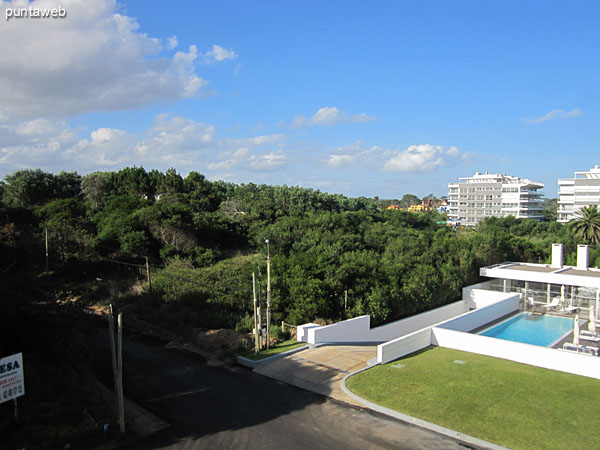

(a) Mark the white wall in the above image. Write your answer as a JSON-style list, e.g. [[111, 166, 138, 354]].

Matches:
[[437, 291, 519, 332], [307, 316, 371, 344], [462, 280, 492, 308], [306, 300, 469, 345], [368, 301, 468, 342], [377, 292, 519, 364], [377, 328, 433, 364], [433, 327, 600, 380], [297, 323, 320, 343]]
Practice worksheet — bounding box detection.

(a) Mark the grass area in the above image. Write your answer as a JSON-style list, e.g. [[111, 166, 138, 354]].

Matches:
[[346, 347, 600, 450], [242, 339, 306, 361]]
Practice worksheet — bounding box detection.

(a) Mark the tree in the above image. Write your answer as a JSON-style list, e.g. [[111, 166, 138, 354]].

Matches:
[[541, 198, 558, 221], [2, 169, 57, 207], [82, 172, 111, 209], [399, 194, 421, 209], [37, 198, 90, 262], [569, 205, 600, 244]]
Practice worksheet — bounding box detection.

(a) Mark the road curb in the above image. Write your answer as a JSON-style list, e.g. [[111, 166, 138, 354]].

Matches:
[[341, 366, 509, 450]]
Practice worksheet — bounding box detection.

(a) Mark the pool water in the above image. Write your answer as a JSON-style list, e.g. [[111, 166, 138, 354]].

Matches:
[[479, 312, 573, 347]]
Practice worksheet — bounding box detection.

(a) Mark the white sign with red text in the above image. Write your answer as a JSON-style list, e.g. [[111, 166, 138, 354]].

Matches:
[[0, 353, 24, 404]]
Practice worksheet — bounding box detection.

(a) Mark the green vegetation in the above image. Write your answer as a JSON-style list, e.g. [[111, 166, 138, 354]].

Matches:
[[347, 347, 600, 450], [242, 340, 306, 361], [569, 205, 600, 244], [1, 166, 598, 447], [2, 166, 596, 336]]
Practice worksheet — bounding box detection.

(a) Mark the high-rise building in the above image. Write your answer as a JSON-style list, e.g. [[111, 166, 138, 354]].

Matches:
[[558, 165, 600, 223], [448, 172, 544, 226]]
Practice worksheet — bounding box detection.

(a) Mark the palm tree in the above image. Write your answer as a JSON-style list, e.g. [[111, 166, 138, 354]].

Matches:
[[569, 205, 600, 244]]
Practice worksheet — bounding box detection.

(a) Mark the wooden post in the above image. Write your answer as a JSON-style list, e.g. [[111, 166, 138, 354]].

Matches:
[[145, 256, 152, 292], [108, 306, 119, 423], [117, 312, 125, 433], [253, 273, 259, 354]]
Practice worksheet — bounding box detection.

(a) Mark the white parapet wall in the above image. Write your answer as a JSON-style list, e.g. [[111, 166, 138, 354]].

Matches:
[[462, 280, 492, 309], [307, 315, 371, 344], [305, 300, 470, 345], [432, 327, 600, 380], [436, 290, 520, 333], [377, 327, 434, 364], [377, 291, 519, 364], [296, 323, 321, 343]]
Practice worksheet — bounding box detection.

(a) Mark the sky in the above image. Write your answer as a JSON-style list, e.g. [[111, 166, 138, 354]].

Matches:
[[0, 0, 599, 199]]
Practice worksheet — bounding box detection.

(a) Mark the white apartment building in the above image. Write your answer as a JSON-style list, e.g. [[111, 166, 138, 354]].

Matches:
[[558, 165, 600, 223], [448, 172, 544, 226]]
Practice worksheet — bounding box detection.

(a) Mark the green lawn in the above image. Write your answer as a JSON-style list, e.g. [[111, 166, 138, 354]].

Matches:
[[242, 339, 306, 361], [346, 347, 600, 450]]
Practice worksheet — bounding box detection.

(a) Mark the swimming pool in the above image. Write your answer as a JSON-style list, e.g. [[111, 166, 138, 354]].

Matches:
[[478, 312, 573, 347]]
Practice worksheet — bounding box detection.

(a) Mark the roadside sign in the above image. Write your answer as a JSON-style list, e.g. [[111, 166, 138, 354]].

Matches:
[[0, 353, 24, 404]]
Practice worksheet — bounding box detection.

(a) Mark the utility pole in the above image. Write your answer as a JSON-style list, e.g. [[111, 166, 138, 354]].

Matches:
[[252, 272, 259, 354], [108, 305, 125, 433], [145, 256, 152, 292], [257, 269, 263, 350], [344, 290, 348, 315], [45, 227, 49, 272], [265, 239, 271, 351], [117, 312, 125, 433]]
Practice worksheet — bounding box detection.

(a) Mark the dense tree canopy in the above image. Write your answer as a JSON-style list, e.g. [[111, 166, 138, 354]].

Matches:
[[1, 167, 591, 332]]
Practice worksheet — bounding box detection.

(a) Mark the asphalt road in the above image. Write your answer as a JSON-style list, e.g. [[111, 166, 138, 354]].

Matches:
[[89, 327, 471, 450]]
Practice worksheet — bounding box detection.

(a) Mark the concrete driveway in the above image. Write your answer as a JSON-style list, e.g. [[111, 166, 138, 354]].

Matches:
[[253, 345, 377, 405]]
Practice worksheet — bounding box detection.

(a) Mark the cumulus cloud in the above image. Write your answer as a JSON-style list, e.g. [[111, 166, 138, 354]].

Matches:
[[525, 107, 582, 124], [204, 44, 237, 63], [208, 149, 285, 171], [0, 0, 208, 120], [67, 127, 136, 167], [321, 141, 384, 171], [325, 154, 354, 167], [167, 35, 179, 50], [0, 114, 286, 175], [223, 134, 283, 147], [382, 145, 464, 172], [292, 107, 376, 128]]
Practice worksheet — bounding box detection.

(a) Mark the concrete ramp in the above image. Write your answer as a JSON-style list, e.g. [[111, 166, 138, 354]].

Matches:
[[254, 345, 376, 405]]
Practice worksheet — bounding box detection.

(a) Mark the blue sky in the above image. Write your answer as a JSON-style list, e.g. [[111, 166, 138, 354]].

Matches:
[[1, 0, 598, 199]]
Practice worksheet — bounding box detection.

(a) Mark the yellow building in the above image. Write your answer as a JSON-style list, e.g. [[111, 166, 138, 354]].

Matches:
[[408, 204, 429, 212]]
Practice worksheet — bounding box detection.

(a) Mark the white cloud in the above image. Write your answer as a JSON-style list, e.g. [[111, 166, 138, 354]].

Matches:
[[325, 154, 354, 167], [167, 35, 179, 50], [0, 114, 287, 175], [15, 119, 58, 138], [525, 107, 582, 124], [208, 148, 251, 170], [90, 128, 125, 144], [204, 44, 237, 63], [250, 152, 285, 169], [209, 148, 285, 171], [320, 141, 385, 170], [223, 134, 283, 146], [292, 107, 376, 128], [382, 144, 464, 172], [0, 0, 208, 120]]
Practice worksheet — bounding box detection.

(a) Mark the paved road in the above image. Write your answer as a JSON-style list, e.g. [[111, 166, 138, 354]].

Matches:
[[89, 327, 471, 450]]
